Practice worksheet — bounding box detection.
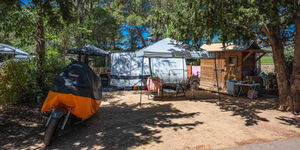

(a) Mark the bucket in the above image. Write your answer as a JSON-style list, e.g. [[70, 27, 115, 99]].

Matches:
[[227, 80, 238, 96]]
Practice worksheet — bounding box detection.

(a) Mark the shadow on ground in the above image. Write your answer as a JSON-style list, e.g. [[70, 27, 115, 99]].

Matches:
[[153, 89, 278, 126], [0, 105, 47, 149], [276, 116, 300, 128], [47, 101, 203, 150]]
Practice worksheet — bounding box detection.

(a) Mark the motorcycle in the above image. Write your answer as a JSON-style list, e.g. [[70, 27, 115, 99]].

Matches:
[[41, 45, 108, 146]]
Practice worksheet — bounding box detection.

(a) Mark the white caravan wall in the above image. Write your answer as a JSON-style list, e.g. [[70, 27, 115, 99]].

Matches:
[[151, 58, 187, 83], [110, 53, 187, 87], [110, 52, 150, 87]]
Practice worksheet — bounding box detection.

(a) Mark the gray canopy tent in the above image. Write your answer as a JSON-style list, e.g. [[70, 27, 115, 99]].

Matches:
[[135, 38, 209, 105], [66, 44, 109, 65], [0, 43, 29, 56], [66, 44, 109, 56], [0, 43, 30, 64]]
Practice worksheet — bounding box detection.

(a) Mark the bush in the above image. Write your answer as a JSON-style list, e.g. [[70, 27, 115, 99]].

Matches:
[[0, 54, 69, 106], [284, 46, 294, 74], [44, 54, 70, 90], [0, 60, 41, 106]]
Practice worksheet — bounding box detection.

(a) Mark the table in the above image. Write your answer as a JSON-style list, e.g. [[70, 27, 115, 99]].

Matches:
[[235, 83, 260, 99], [162, 83, 187, 99]]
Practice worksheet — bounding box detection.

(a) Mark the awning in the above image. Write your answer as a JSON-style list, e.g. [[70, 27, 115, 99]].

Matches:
[[135, 38, 209, 59], [66, 44, 109, 56]]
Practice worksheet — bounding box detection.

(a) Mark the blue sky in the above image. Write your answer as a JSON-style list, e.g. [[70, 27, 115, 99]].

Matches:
[[21, 0, 32, 5]]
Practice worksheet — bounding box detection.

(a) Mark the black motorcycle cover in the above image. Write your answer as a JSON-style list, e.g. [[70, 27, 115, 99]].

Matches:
[[42, 61, 102, 119], [52, 61, 102, 100]]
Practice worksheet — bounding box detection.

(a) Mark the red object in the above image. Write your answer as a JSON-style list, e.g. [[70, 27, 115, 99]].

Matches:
[[147, 77, 162, 94], [187, 65, 192, 79]]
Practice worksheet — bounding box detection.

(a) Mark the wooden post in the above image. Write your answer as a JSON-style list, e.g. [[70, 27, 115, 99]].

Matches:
[[105, 56, 108, 72], [243, 51, 253, 62], [214, 52, 221, 102], [258, 54, 261, 73]]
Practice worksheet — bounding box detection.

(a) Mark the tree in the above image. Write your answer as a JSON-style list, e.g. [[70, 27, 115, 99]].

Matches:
[[1, 0, 74, 90], [148, 0, 174, 42], [159, 0, 300, 112], [32, 0, 74, 89], [105, 0, 151, 48], [86, 6, 123, 50], [0, 1, 36, 49]]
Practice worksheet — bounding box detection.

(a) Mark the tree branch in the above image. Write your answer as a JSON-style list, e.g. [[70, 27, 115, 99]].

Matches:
[[235, 24, 271, 47], [262, 24, 274, 44]]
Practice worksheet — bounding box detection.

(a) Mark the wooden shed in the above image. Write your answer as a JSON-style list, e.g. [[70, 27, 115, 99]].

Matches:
[[198, 42, 268, 92]]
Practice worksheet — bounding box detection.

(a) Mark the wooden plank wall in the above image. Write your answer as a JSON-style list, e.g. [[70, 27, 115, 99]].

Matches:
[[224, 51, 243, 82], [199, 52, 226, 89], [242, 52, 256, 79], [199, 51, 243, 90]]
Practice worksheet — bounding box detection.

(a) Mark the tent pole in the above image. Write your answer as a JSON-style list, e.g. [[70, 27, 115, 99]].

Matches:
[[105, 56, 108, 72], [182, 58, 184, 82], [140, 56, 145, 106], [149, 58, 152, 76], [214, 52, 221, 103]]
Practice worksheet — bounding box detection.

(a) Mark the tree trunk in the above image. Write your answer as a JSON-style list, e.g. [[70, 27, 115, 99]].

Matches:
[[155, 33, 161, 42], [112, 38, 116, 50], [89, 0, 93, 9], [135, 26, 146, 47], [35, 17, 46, 90], [260, 4, 300, 112], [61, 37, 67, 65], [263, 23, 300, 112], [290, 2, 300, 112]]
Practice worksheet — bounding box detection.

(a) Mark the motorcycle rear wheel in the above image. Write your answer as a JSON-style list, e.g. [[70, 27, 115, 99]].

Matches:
[[44, 117, 63, 146]]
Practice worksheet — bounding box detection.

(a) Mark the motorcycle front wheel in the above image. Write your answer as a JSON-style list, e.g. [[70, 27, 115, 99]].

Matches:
[[44, 117, 63, 146]]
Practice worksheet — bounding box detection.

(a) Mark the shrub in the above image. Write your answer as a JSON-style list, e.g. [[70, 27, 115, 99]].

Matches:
[[0, 54, 69, 106], [44, 54, 70, 90], [0, 60, 41, 105]]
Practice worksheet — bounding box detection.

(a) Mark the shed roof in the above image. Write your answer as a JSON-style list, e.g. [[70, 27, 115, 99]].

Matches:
[[200, 42, 268, 52]]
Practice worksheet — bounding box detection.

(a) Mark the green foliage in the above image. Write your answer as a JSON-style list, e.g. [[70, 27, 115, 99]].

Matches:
[[44, 54, 70, 89], [285, 45, 294, 63], [0, 53, 69, 106], [86, 6, 122, 49], [154, 0, 296, 47], [105, 0, 151, 48], [0, 60, 43, 106], [284, 45, 294, 74], [90, 57, 104, 67], [0, 5, 36, 50]]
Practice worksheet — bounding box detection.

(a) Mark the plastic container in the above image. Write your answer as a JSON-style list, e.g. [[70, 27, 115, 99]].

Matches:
[[227, 80, 238, 96]]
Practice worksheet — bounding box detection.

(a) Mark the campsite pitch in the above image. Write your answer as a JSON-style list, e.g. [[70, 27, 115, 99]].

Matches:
[[1, 90, 300, 150]]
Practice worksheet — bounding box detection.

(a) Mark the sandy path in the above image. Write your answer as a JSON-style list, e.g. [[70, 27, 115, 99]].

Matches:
[[3, 90, 300, 150]]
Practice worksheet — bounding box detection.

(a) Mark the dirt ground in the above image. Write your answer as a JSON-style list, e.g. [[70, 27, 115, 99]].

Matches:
[[261, 64, 275, 73], [1, 90, 300, 150]]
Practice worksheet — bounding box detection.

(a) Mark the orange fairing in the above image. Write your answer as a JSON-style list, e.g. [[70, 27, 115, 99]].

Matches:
[[41, 91, 101, 119]]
